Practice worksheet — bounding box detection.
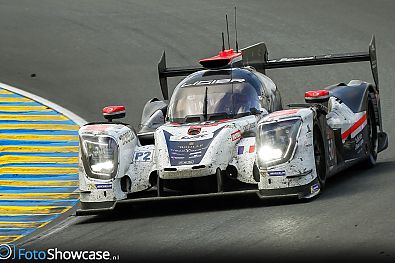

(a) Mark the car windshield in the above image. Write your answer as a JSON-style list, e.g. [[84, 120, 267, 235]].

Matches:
[[167, 81, 260, 123]]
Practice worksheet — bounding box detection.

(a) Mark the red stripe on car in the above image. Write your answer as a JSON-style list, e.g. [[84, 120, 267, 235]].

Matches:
[[341, 113, 367, 141]]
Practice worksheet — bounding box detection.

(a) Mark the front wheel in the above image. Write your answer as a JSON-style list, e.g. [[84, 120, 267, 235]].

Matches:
[[157, 175, 164, 197], [314, 127, 326, 190]]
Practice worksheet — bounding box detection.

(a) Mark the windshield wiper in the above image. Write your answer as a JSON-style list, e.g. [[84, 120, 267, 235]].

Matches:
[[203, 86, 208, 121]]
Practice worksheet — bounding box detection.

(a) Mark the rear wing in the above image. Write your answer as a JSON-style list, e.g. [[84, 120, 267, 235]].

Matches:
[[158, 35, 378, 100]]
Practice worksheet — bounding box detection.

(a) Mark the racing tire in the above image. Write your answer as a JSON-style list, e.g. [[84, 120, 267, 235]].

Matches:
[[157, 176, 164, 197], [364, 95, 378, 168], [313, 127, 326, 190], [216, 168, 223, 192]]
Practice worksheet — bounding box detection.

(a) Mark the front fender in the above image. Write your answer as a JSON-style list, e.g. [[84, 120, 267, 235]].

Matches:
[[78, 123, 139, 203], [256, 108, 319, 192]]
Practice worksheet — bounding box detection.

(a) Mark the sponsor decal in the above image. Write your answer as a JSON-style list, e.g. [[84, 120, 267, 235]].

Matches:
[[178, 160, 194, 165], [164, 129, 222, 166], [268, 170, 286, 176], [188, 149, 203, 159], [224, 123, 236, 129], [119, 130, 134, 145], [95, 183, 112, 190], [170, 125, 225, 142], [311, 183, 320, 194], [231, 130, 241, 141], [244, 122, 256, 131], [237, 146, 244, 155], [181, 78, 245, 87], [134, 151, 153, 162], [189, 154, 202, 159], [271, 56, 315, 62], [354, 133, 364, 151], [188, 126, 201, 135], [188, 121, 219, 128], [172, 133, 212, 141]]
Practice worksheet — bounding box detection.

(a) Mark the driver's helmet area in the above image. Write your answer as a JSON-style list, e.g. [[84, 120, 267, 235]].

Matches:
[[212, 84, 257, 115], [167, 68, 263, 123]]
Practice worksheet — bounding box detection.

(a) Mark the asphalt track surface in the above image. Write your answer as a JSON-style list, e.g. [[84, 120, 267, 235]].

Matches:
[[0, 0, 394, 262]]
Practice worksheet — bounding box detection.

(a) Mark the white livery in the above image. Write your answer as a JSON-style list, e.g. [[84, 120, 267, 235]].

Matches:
[[77, 38, 387, 214]]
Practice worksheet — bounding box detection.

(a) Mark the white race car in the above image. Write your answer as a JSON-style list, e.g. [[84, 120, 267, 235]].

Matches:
[[77, 37, 387, 214]]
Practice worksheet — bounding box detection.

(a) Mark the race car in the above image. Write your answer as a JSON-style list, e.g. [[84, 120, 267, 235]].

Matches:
[[77, 36, 387, 214]]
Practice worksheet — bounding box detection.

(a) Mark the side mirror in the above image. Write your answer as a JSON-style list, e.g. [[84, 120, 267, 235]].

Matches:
[[102, 106, 126, 122], [304, 90, 329, 103]]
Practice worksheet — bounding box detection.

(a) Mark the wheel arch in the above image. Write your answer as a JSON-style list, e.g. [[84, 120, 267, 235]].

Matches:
[[327, 81, 382, 129]]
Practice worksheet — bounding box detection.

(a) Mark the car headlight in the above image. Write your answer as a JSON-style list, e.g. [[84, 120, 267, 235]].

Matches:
[[80, 135, 119, 180], [256, 118, 302, 168]]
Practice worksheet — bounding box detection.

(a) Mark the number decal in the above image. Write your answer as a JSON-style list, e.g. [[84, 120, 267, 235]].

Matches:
[[143, 152, 151, 161], [134, 151, 152, 162]]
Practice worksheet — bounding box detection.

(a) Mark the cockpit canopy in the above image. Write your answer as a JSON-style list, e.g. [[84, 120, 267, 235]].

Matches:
[[167, 68, 262, 123], [168, 83, 257, 122]]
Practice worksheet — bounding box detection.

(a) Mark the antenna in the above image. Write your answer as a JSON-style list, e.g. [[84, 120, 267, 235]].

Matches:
[[221, 32, 225, 51], [234, 7, 239, 52], [225, 14, 230, 50]]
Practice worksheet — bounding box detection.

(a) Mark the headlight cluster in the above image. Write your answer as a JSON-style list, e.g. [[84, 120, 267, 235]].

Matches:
[[256, 118, 301, 168], [80, 135, 118, 180]]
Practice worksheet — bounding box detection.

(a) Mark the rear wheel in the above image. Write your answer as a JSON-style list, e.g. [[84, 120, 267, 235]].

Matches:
[[314, 127, 326, 190], [365, 96, 378, 167]]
